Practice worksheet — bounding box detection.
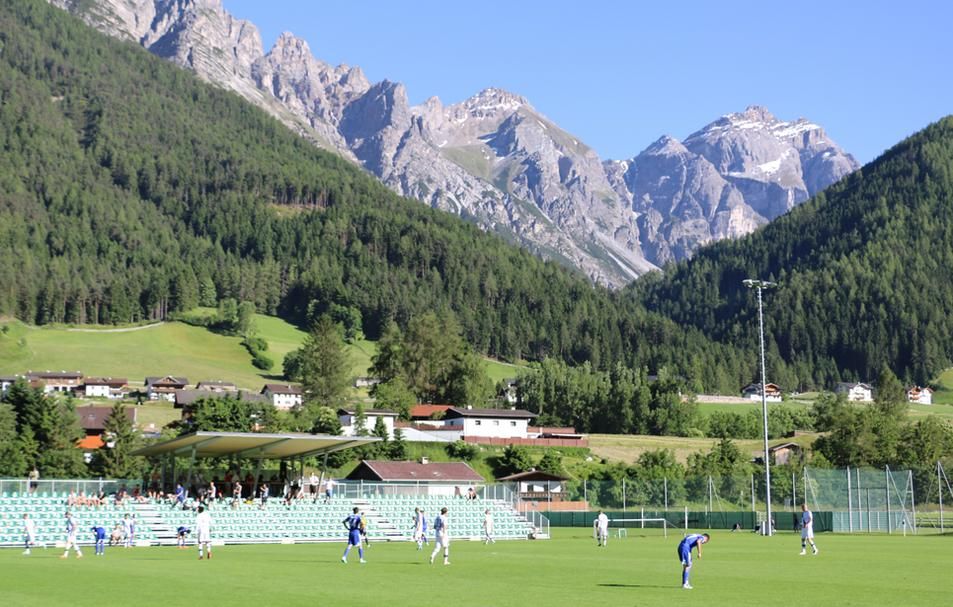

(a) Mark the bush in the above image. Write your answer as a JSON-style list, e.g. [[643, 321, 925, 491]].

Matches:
[[252, 352, 274, 371], [244, 336, 268, 353], [446, 440, 479, 461]]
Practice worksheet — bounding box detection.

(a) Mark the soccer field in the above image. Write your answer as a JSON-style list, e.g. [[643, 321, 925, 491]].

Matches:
[[1, 529, 949, 606]]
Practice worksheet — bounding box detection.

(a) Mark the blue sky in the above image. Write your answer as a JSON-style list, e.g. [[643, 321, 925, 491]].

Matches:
[[223, 0, 951, 164]]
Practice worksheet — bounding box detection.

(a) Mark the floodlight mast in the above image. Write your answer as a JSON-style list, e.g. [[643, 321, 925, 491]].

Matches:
[[743, 279, 777, 536]]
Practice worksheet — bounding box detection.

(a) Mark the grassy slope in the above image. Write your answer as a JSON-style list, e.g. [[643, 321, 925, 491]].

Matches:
[[0, 530, 949, 607], [588, 433, 821, 466], [0, 315, 522, 391]]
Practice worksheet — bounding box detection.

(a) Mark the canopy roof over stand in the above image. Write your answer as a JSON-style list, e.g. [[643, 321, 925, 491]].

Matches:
[[132, 431, 379, 460]]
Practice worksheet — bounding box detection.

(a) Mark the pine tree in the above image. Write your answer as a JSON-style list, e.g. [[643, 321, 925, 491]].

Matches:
[[95, 402, 140, 479], [299, 315, 351, 418]]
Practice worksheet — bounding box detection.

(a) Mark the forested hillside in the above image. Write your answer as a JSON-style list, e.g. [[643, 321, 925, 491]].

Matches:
[[0, 0, 752, 392], [634, 116, 953, 388]]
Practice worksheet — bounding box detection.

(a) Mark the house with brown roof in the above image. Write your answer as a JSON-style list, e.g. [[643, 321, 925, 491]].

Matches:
[[27, 370, 84, 394], [498, 469, 569, 501], [261, 383, 303, 410], [195, 380, 238, 393], [754, 442, 803, 466], [346, 460, 484, 484], [835, 382, 873, 402], [410, 404, 453, 420], [145, 376, 189, 402], [907, 385, 934, 405], [75, 405, 138, 450], [0, 375, 22, 397], [83, 377, 129, 399], [442, 407, 536, 439], [338, 408, 398, 438], [742, 382, 782, 402]]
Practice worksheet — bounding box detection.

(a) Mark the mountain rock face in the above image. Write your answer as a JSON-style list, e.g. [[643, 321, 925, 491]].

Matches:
[[50, 0, 857, 284], [605, 107, 859, 265]]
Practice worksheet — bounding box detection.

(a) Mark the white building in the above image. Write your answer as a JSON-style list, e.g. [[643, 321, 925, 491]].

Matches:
[[835, 382, 873, 402], [261, 383, 303, 410], [27, 371, 84, 394], [0, 375, 21, 397], [907, 386, 934, 405], [83, 377, 128, 399], [741, 382, 782, 402], [145, 376, 189, 402], [442, 407, 535, 439], [338, 408, 398, 438]]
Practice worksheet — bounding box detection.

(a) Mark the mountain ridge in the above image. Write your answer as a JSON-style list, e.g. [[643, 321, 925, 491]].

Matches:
[[48, 0, 857, 285]]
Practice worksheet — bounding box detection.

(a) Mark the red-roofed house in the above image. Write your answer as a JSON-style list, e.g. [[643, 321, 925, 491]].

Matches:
[[346, 460, 484, 484], [75, 406, 137, 450], [409, 404, 453, 420]]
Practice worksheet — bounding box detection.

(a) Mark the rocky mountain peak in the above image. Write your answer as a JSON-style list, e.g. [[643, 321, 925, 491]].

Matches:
[[49, 0, 858, 287]]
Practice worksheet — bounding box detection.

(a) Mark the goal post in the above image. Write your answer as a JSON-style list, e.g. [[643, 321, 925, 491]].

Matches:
[[609, 518, 670, 537]]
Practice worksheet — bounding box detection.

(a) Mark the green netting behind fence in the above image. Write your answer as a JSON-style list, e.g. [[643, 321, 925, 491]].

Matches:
[[542, 510, 833, 532]]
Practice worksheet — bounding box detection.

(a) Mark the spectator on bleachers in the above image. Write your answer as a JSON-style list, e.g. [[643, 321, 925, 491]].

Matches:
[[28, 467, 39, 495], [324, 478, 336, 503], [208, 480, 218, 503], [259, 482, 270, 509], [173, 483, 186, 509], [454, 486, 462, 499], [467, 487, 477, 501], [148, 470, 160, 498], [309, 472, 319, 501], [231, 481, 242, 508]]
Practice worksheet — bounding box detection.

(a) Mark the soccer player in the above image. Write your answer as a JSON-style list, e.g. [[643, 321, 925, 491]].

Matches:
[[196, 505, 212, 560], [341, 507, 366, 564], [412, 507, 424, 549], [176, 526, 191, 549], [122, 514, 134, 548], [430, 507, 450, 565], [800, 503, 818, 555], [420, 509, 429, 547], [677, 533, 709, 589], [61, 512, 83, 559], [595, 510, 609, 547], [482, 509, 495, 545], [360, 510, 370, 550], [91, 525, 107, 556], [23, 513, 36, 555]]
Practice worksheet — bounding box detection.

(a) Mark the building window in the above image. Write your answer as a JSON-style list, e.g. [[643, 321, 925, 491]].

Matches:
[[510, 421, 516, 426], [474, 420, 481, 426], [493, 420, 500, 426]]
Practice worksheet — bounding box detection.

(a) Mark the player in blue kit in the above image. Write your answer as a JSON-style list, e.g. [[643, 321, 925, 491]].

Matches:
[[91, 526, 107, 556], [341, 507, 366, 564], [677, 533, 709, 589]]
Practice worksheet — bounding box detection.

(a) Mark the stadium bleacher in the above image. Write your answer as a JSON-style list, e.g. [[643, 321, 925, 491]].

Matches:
[[0, 492, 537, 547]]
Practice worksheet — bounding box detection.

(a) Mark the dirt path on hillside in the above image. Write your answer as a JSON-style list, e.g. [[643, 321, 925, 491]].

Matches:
[[65, 322, 165, 333]]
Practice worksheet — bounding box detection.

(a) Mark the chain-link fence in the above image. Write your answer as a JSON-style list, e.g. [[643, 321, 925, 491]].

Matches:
[[526, 466, 953, 534]]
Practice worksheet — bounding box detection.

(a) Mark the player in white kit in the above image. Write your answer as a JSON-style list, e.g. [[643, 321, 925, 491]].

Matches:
[[430, 507, 450, 565], [799, 503, 818, 555], [196, 505, 213, 560], [23, 513, 36, 555], [595, 510, 609, 547], [482, 509, 495, 544], [61, 512, 83, 559]]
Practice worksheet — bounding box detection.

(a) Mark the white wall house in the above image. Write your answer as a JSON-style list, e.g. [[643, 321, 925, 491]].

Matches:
[[145, 376, 189, 402], [835, 382, 873, 402], [741, 382, 782, 402], [83, 377, 128, 399], [442, 407, 535, 439], [0, 376, 20, 397], [261, 383, 303, 410], [907, 386, 934, 405], [27, 371, 84, 394], [338, 408, 398, 438]]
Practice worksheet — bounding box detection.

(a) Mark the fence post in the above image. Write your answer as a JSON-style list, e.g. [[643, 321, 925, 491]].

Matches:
[[866, 488, 871, 533], [684, 505, 688, 533], [885, 465, 891, 534], [708, 476, 713, 524], [847, 466, 853, 533], [584, 479, 587, 506], [792, 471, 796, 510], [622, 478, 626, 514], [857, 469, 863, 533], [909, 469, 917, 535], [750, 473, 755, 513], [664, 478, 668, 511], [939, 462, 944, 534]]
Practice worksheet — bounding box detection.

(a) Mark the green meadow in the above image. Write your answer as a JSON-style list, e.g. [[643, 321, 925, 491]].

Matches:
[[0, 529, 948, 607]]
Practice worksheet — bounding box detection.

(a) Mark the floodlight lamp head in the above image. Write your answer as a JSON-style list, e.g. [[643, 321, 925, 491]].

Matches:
[[743, 279, 777, 289]]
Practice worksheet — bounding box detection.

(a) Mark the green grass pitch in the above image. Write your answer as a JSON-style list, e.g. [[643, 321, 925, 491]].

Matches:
[[1, 529, 949, 606]]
